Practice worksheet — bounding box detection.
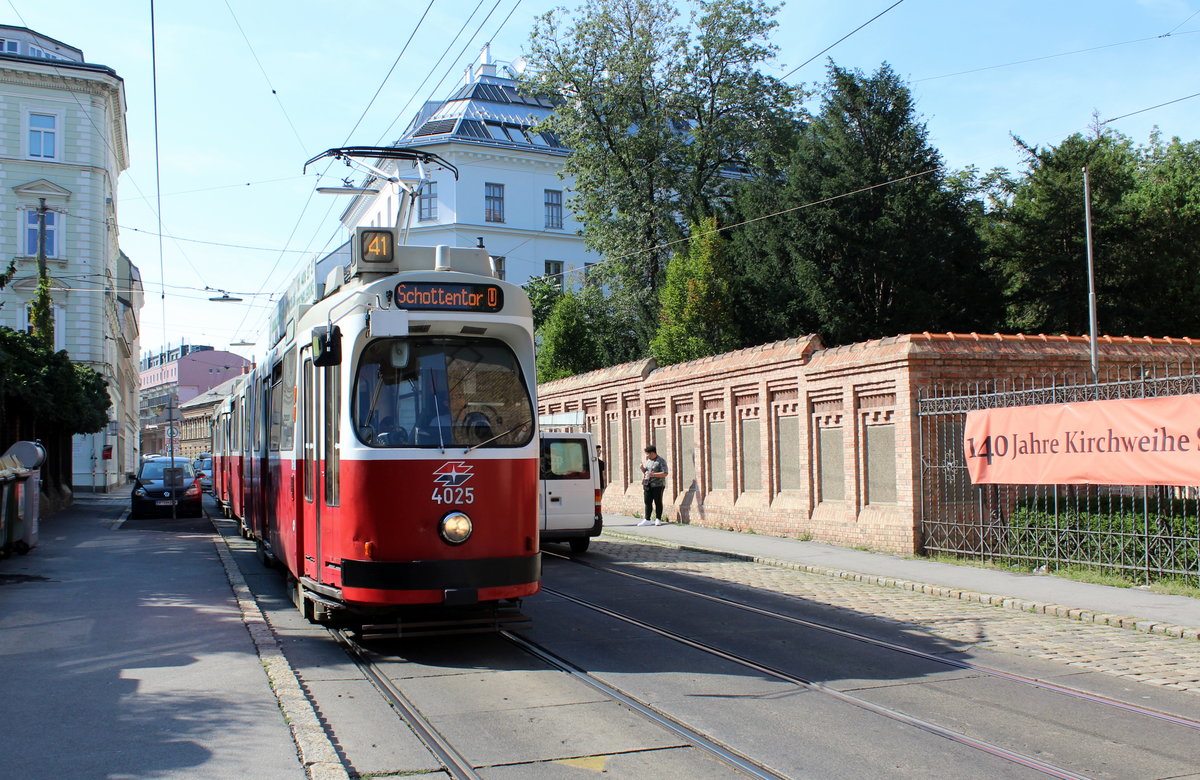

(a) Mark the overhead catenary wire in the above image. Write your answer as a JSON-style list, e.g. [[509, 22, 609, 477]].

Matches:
[[535, 168, 941, 286], [341, 0, 439, 145], [223, 0, 308, 152], [375, 0, 514, 144], [780, 0, 907, 81], [121, 174, 313, 202], [227, 2, 443, 344], [1102, 90, 1200, 125], [916, 28, 1199, 83], [68, 211, 315, 253], [4, 0, 216, 291], [228, 0, 527, 346]]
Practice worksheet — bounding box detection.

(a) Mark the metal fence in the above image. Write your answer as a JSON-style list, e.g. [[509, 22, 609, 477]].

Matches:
[[917, 363, 1200, 584]]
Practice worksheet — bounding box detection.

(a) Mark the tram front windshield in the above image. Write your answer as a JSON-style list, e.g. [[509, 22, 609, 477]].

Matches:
[[354, 337, 534, 448]]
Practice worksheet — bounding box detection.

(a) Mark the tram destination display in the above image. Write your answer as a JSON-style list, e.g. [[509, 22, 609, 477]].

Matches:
[[359, 229, 395, 263], [394, 281, 504, 313]]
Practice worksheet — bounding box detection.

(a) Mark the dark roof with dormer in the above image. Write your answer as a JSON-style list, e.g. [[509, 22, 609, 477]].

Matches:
[[395, 68, 568, 156]]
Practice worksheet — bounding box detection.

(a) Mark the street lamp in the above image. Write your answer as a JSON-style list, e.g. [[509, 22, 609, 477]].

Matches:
[[207, 288, 244, 302]]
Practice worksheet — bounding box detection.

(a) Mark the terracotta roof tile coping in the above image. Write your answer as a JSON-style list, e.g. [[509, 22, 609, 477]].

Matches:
[[914, 332, 1198, 345], [650, 334, 822, 376]]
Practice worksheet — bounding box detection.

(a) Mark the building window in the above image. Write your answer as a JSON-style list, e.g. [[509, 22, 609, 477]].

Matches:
[[29, 113, 57, 159], [485, 182, 504, 223], [22, 303, 64, 351], [544, 189, 563, 229], [0, 39, 18, 54], [25, 209, 59, 257], [493, 255, 506, 281], [583, 262, 598, 286], [418, 181, 437, 221], [545, 260, 564, 290], [28, 45, 67, 61]]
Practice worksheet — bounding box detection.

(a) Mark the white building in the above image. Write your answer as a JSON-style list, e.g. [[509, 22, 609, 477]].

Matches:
[[0, 25, 142, 491], [339, 47, 598, 289]]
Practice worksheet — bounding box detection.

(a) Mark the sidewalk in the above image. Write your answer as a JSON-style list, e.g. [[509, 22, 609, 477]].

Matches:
[[602, 513, 1200, 640], [0, 495, 305, 778]]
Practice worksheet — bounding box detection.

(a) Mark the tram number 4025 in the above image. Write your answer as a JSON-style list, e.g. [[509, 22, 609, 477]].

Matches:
[[431, 486, 475, 504]]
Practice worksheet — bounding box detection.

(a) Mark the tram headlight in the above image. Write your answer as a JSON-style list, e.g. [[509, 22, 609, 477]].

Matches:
[[439, 511, 472, 545]]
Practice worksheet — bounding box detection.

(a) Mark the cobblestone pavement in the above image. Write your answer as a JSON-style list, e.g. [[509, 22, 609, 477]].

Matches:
[[591, 538, 1200, 694]]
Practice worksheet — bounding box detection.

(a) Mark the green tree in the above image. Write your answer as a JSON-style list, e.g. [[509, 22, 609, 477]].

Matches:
[[0, 328, 110, 435], [536, 290, 604, 382], [651, 216, 737, 364], [728, 62, 998, 346], [523, 274, 564, 331], [1111, 132, 1200, 337], [984, 131, 1139, 335], [523, 0, 800, 344]]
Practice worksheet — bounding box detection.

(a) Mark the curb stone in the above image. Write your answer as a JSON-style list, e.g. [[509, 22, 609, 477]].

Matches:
[[211, 526, 350, 780], [602, 530, 1200, 643]]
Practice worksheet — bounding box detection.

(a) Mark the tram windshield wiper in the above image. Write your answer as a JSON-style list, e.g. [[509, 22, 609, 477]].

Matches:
[[465, 418, 533, 453]]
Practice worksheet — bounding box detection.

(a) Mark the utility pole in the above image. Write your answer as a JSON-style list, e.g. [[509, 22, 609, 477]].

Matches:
[[35, 197, 47, 279], [31, 197, 54, 349], [1082, 168, 1100, 389]]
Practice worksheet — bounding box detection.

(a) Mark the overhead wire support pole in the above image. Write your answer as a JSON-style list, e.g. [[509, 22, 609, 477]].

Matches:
[[1083, 167, 1100, 391]]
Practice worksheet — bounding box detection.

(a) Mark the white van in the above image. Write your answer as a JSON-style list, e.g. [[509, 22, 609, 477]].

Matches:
[[539, 431, 603, 553]]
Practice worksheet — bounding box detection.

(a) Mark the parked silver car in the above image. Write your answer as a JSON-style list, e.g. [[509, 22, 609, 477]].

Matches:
[[193, 457, 214, 493]]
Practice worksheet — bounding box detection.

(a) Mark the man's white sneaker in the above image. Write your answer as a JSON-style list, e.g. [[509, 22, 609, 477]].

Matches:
[[653, 519, 662, 526], [637, 519, 651, 526]]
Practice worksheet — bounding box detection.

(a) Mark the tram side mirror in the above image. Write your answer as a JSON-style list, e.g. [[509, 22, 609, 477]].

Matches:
[[390, 341, 410, 369], [312, 325, 342, 367]]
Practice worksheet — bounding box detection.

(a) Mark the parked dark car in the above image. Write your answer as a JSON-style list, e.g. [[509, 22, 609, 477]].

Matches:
[[130, 457, 204, 518]]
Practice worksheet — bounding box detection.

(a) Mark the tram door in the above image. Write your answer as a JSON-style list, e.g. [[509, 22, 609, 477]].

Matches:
[[300, 355, 322, 582]]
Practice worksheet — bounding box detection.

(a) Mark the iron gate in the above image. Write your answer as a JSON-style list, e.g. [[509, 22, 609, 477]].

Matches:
[[917, 365, 1200, 583]]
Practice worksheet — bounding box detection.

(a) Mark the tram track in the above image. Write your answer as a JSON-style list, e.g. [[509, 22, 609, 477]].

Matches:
[[538, 584, 1095, 780], [298, 546, 1196, 779], [548, 549, 1200, 734], [500, 630, 788, 780], [329, 623, 788, 779], [331, 628, 482, 780], [328, 576, 1111, 780]]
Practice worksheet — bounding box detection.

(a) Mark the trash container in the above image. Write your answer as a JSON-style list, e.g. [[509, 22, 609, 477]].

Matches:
[[2, 441, 45, 555], [21, 468, 40, 551], [0, 467, 20, 556]]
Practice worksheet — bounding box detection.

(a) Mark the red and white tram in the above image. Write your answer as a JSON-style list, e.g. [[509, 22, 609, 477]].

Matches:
[[213, 149, 541, 632]]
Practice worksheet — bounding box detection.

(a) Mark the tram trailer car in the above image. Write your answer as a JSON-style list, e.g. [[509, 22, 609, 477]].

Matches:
[[212, 378, 243, 523], [216, 233, 541, 634]]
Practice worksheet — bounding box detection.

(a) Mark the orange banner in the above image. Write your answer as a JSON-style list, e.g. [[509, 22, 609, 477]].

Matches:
[[964, 394, 1200, 486]]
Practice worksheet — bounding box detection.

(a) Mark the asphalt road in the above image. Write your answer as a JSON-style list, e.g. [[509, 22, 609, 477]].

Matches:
[[216, 500, 1200, 779]]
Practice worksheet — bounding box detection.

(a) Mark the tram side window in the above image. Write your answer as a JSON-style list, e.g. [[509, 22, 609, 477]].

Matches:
[[269, 361, 283, 451], [324, 362, 340, 506], [303, 358, 314, 502], [255, 381, 267, 453], [280, 348, 296, 452]]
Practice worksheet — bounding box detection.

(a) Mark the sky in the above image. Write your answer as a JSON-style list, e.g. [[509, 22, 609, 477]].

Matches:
[[10, 0, 1199, 360]]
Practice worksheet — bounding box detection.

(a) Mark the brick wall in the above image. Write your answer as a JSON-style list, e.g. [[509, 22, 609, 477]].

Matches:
[[538, 333, 1200, 554]]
